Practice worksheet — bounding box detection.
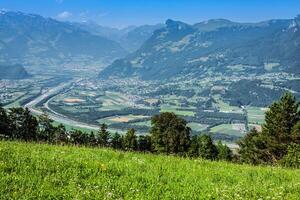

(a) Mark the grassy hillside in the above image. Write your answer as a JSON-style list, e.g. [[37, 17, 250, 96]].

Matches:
[[1, 141, 300, 199]]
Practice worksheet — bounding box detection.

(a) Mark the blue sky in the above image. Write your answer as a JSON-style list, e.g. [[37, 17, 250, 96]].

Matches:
[[0, 0, 300, 28]]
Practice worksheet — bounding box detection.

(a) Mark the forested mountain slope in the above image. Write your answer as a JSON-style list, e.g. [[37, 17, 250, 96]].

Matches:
[[100, 16, 300, 79]]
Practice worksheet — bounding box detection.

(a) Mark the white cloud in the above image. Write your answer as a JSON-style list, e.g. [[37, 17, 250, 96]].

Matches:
[[57, 11, 72, 20]]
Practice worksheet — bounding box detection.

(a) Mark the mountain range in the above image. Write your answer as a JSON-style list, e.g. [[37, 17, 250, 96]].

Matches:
[[100, 16, 300, 80], [0, 11, 127, 69], [72, 21, 164, 52], [1, 11, 299, 80]]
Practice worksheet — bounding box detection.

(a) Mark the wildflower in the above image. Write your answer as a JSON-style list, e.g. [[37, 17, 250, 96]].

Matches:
[[107, 192, 113, 198], [100, 163, 107, 171]]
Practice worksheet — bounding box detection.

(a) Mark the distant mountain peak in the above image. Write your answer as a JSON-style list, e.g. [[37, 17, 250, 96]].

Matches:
[[0, 11, 127, 68], [193, 18, 239, 32], [165, 19, 191, 30], [207, 18, 233, 23], [100, 16, 299, 80]]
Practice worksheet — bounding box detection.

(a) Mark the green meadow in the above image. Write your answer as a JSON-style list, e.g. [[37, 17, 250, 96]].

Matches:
[[1, 141, 300, 199]]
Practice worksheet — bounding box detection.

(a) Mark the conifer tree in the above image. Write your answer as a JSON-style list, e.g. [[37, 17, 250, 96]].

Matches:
[[54, 124, 68, 144], [137, 135, 152, 152], [150, 112, 190, 154], [123, 128, 137, 151], [9, 107, 38, 141], [216, 141, 232, 161], [239, 92, 300, 164], [111, 132, 123, 149], [198, 134, 218, 160], [188, 135, 200, 157], [38, 113, 55, 142], [98, 123, 110, 147], [0, 104, 10, 138]]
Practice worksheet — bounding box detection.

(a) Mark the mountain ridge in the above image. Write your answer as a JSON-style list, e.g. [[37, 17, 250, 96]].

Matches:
[[72, 21, 164, 52], [99, 16, 300, 80], [0, 11, 127, 69]]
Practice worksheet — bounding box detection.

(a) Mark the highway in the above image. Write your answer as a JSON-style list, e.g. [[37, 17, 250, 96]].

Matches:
[[24, 80, 99, 131]]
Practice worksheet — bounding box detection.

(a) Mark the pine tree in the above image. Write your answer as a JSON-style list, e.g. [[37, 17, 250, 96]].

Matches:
[[216, 141, 232, 161], [123, 128, 137, 151], [98, 123, 110, 147], [291, 121, 300, 144], [70, 129, 89, 145], [281, 143, 300, 168], [38, 113, 55, 142], [111, 132, 123, 149], [54, 124, 68, 144], [9, 107, 38, 141], [239, 92, 300, 165], [150, 112, 191, 154], [0, 104, 10, 138], [198, 134, 218, 160], [89, 131, 98, 146], [188, 135, 199, 157], [137, 135, 152, 152]]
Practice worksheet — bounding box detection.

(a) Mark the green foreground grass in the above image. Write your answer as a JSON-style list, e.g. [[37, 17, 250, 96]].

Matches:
[[1, 141, 300, 199]]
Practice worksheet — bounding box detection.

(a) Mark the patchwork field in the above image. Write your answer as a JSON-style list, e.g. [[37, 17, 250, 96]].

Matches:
[[160, 105, 195, 116], [247, 107, 266, 124], [187, 122, 209, 132], [1, 141, 300, 199], [98, 115, 149, 125], [210, 124, 246, 137]]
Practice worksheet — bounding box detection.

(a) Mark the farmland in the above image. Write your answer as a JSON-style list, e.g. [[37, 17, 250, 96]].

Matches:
[[1, 69, 298, 145], [1, 141, 300, 199]]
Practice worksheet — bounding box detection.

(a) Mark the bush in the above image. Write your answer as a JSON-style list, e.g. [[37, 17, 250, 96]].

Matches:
[[280, 144, 300, 168]]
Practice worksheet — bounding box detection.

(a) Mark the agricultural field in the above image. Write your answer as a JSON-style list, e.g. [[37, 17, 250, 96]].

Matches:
[[210, 124, 246, 137], [247, 107, 267, 124], [97, 115, 149, 125], [214, 96, 242, 113], [160, 104, 195, 116], [1, 141, 300, 199], [3, 71, 293, 144], [0, 75, 71, 108], [187, 122, 209, 132]]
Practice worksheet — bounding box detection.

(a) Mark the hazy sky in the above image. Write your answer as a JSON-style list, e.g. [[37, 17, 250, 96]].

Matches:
[[1, 0, 300, 28]]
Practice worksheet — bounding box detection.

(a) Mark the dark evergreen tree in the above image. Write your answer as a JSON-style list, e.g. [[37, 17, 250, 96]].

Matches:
[[70, 130, 89, 145], [38, 113, 55, 142], [54, 124, 68, 144], [89, 131, 98, 146], [0, 104, 10, 138], [123, 128, 137, 151], [216, 141, 232, 161], [291, 121, 300, 144], [239, 92, 300, 165], [198, 134, 218, 160], [280, 143, 300, 168], [150, 112, 190, 154], [111, 132, 123, 149], [98, 123, 110, 147], [137, 135, 152, 152], [8, 107, 38, 141], [188, 135, 200, 157]]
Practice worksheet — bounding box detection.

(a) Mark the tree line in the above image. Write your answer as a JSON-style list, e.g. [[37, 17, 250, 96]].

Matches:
[[0, 107, 232, 161], [1, 92, 299, 168]]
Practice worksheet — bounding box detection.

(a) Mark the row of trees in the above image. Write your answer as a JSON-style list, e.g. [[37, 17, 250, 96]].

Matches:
[[1, 92, 299, 167], [0, 106, 232, 161]]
